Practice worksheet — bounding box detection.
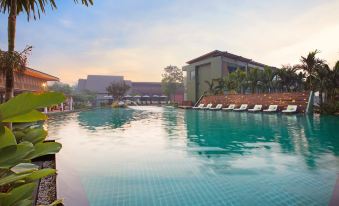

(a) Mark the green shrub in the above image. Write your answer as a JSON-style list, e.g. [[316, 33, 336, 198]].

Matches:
[[320, 101, 339, 115], [0, 92, 65, 206]]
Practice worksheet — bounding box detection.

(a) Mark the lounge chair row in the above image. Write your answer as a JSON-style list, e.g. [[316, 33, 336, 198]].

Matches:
[[193, 103, 298, 113]]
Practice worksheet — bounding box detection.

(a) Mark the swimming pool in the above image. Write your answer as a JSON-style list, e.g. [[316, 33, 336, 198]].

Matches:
[[47, 107, 339, 206]]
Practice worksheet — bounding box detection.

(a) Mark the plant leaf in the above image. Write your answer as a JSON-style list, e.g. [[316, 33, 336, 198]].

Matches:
[[1, 183, 36, 206], [11, 163, 39, 174], [25, 168, 56, 181], [21, 127, 47, 145], [0, 173, 30, 186], [26, 142, 62, 160], [3, 110, 47, 123], [48, 199, 64, 206], [0, 127, 17, 149], [0, 92, 65, 122], [0, 142, 34, 169]]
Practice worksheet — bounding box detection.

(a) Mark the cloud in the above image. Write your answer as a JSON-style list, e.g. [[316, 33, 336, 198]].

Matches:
[[7, 0, 339, 84]]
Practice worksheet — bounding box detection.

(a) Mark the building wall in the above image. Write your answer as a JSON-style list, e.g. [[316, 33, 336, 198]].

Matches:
[[78, 75, 124, 93], [183, 56, 223, 102], [0, 73, 46, 92], [183, 56, 266, 103]]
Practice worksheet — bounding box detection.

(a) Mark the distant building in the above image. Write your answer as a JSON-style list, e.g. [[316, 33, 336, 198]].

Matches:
[[0, 67, 59, 102], [77, 76, 184, 105], [182, 50, 272, 102]]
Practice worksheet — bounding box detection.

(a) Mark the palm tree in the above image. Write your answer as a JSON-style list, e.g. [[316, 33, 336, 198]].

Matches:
[[313, 64, 331, 105], [295, 50, 324, 91], [0, 0, 93, 101], [247, 68, 261, 94], [261, 67, 274, 93]]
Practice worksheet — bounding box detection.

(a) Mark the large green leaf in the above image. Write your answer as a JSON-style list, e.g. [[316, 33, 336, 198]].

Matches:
[[1, 183, 36, 206], [3, 110, 47, 123], [0, 127, 17, 149], [0, 92, 65, 122], [11, 199, 33, 206], [49, 199, 63, 206], [0, 142, 34, 169], [11, 163, 39, 174], [26, 168, 56, 181], [0, 173, 30, 186], [26, 142, 62, 160], [20, 127, 47, 145]]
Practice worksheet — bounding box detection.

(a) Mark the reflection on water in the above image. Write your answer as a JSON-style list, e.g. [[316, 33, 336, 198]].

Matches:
[[48, 107, 339, 206]]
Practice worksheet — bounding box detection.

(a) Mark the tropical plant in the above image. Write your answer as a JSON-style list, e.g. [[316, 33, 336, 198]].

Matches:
[[0, 92, 65, 205], [247, 67, 261, 94], [48, 82, 73, 96], [0, 0, 93, 102], [261, 66, 275, 93], [161, 65, 183, 102], [106, 81, 131, 102], [204, 79, 221, 95], [295, 50, 324, 90], [0, 46, 32, 101]]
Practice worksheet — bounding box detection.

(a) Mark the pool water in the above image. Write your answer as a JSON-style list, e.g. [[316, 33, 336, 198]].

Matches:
[[47, 107, 339, 206]]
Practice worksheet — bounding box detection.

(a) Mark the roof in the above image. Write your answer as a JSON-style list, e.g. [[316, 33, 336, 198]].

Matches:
[[186, 50, 269, 68], [23, 67, 59, 81]]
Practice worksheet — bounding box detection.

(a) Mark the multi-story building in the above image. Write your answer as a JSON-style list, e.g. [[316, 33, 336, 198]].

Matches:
[[182, 50, 272, 102]]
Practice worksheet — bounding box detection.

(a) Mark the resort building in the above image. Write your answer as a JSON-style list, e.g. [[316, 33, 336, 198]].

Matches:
[[182, 50, 272, 102], [77, 75, 184, 105], [0, 67, 59, 102]]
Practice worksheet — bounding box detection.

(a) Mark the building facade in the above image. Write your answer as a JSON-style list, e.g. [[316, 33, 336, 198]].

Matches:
[[0, 67, 59, 102], [182, 50, 271, 102], [77, 76, 184, 104]]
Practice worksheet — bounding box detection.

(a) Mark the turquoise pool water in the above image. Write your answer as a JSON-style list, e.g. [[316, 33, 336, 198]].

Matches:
[[47, 107, 339, 206]]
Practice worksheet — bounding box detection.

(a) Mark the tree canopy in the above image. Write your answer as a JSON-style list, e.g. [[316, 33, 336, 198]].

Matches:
[[161, 65, 183, 101], [106, 81, 130, 101]]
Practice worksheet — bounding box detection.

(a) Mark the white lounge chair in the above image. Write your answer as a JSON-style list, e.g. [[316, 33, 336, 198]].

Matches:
[[201, 103, 213, 110], [209, 104, 223, 110], [233, 104, 248, 111], [222, 104, 235, 111], [282, 105, 298, 113], [263, 105, 278, 112], [248, 105, 262, 112], [193, 103, 204, 109]]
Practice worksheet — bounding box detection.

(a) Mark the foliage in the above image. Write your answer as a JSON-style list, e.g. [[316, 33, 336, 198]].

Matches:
[[295, 50, 324, 90], [0, 46, 32, 75], [72, 89, 96, 109], [161, 65, 183, 101], [48, 82, 73, 96], [0, 0, 93, 20], [106, 81, 130, 101], [0, 92, 65, 206]]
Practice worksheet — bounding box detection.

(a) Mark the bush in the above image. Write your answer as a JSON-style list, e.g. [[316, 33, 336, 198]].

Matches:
[[320, 101, 339, 115], [0, 92, 65, 206]]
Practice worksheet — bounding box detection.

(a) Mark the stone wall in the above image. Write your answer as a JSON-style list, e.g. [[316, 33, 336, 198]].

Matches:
[[199, 92, 310, 113]]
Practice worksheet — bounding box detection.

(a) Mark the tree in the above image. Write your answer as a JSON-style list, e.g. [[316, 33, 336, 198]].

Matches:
[[0, 0, 93, 101], [247, 67, 261, 94], [0, 46, 32, 97], [48, 82, 73, 96], [161, 65, 183, 102], [106, 81, 130, 102], [295, 50, 324, 90], [261, 66, 275, 93]]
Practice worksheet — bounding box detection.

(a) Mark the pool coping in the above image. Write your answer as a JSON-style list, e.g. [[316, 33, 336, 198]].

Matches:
[[56, 151, 89, 206]]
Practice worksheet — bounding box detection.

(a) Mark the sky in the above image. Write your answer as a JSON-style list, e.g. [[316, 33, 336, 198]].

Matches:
[[0, 0, 339, 85]]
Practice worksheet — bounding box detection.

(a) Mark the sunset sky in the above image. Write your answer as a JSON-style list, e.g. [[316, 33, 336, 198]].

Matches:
[[0, 0, 338, 84]]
